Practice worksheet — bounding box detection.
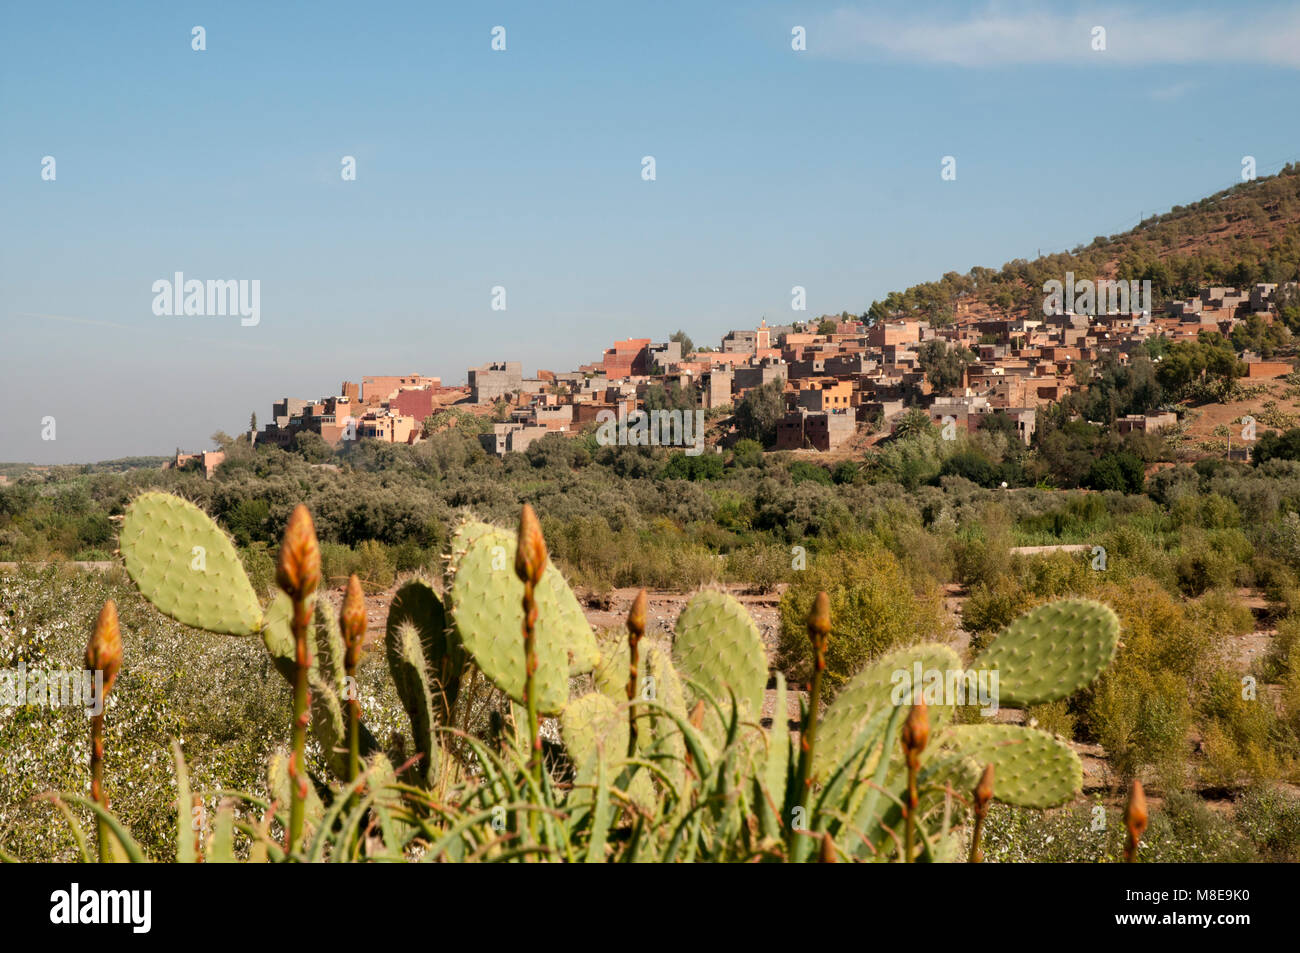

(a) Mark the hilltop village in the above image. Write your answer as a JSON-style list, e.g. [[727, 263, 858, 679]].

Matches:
[[186, 281, 1296, 469]]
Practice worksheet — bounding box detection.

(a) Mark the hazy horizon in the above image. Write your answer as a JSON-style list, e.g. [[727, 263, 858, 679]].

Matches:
[[5, 0, 1300, 463]]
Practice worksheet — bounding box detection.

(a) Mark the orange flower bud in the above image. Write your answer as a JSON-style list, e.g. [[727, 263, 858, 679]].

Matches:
[[85, 600, 123, 698], [341, 574, 366, 670], [276, 504, 321, 599], [1126, 779, 1148, 840], [807, 591, 831, 647], [627, 589, 647, 640], [974, 763, 995, 814], [514, 504, 547, 586], [818, 831, 837, 863], [901, 698, 930, 759]]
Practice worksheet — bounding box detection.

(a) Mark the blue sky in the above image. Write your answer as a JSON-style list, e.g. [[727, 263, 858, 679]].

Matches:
[[3, 1, 1299, 462]]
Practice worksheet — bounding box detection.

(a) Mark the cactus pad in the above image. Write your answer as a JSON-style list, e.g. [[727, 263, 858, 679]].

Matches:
[[672, 589, 767, 720], [268, 749, 324, 831], [942, 723, 1082, 808], [120, 491, 262, 635], [973, 599, 1119, 706], [561, 692, 628, 770], [385, 620, 442, 786], [446, 518, 498, 581], [764, 671, 790, 807], [814, 642, 962, 781], [260, 590, 298, 683], [388, 577, 462, 708], [313, 594, 347, 689], [449, 526, 599, 714]]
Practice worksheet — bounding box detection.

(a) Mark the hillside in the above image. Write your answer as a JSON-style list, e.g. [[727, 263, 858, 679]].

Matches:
[[869, 163, 1300, 325]]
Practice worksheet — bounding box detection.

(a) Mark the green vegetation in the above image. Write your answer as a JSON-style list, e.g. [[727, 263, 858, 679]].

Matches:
[[4, 496, 1136, 862], [867, 164, 1300, 326], [733, 378, 786, 446]]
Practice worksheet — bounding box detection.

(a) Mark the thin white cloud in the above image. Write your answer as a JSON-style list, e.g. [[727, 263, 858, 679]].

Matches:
[[810, 5, 1300, 68], [12, 312, 276, 353], [1148, 80, 1197, 101]]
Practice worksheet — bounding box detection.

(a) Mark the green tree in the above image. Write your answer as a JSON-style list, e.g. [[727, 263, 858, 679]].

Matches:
[[733, 379, 786, 446], [644, 381, 698, 412], [891, 407, 934, 440], [1254, 427, 1300, 466], [1084, 451, 1145, 493], [917, 339, 976, 392], [731, 438, 764, 467], [292, 430, 334, 463], [1156, 332, 1244, 396]]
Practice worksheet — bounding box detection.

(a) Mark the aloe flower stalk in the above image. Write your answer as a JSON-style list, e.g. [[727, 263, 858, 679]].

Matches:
[[515, 504, 547, 795], [900, 696, 930, 863], [341, 573, 366, 784], [1124, 779, 1147, 863], [277, 504, 320, 856], [969, 763, 995, 863], [626, 588, 647, 758], [787, 591, 830, 859], [85, 600, 122, 863]]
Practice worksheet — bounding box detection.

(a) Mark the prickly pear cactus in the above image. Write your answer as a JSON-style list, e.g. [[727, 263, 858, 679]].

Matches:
[[268, 748, 323, 835], [762, 671, 790, 815], [941, 723, 1082, 808], [561, 692, 626, 768], [592, 628, 631, 701], [814, 642, 961, 781], [387, 577, 462, 709], [313, 593, 348, 688], [446, 518, 498, 576], [448, 524, 599, 714], [261, 590, 297, 683], [561, 692, 654, 812], [672, 589, 767, 723], [120, 491, 262, 635], [593, 631, 688, 774], [973, 598, 1119, 706], [386, 620, 442, 786], [309, 675, 356, 779]]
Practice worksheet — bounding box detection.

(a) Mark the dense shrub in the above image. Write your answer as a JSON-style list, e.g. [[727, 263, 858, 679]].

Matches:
[[1235, 785, 1300, 860], [961, 576, 1037, 646], [777, 546, 949, 691], [0, 566, 409, 861]]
